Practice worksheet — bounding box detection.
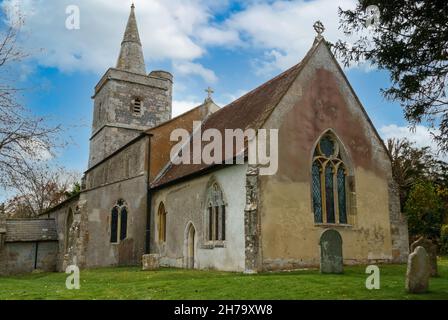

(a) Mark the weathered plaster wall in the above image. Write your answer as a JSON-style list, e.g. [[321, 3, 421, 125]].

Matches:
[[258, 42, 408, 271], [0, 241, 58, 276], [151, 164, 247, 272]]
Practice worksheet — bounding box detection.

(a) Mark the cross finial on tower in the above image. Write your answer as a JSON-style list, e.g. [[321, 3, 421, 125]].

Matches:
[[205, 87, 214, 101], [313, 21, 325, 38]]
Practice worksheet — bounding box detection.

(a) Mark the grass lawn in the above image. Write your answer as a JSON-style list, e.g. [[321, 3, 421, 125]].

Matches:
[[0, 258, 447, 300]]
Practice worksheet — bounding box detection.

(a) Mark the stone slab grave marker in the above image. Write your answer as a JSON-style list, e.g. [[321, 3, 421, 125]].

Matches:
[[410, 237, 438, 277], [320, 229, 343, 274], [406, 246, 430, 294], [142, 254, 160, 271]]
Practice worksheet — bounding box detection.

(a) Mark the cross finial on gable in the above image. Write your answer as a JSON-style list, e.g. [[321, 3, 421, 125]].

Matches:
[[205, 87, 214, 100], [313, 21, 325, 38]]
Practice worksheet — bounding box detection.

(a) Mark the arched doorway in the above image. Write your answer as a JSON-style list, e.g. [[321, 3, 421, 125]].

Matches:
[[186, 224, 196, 269]]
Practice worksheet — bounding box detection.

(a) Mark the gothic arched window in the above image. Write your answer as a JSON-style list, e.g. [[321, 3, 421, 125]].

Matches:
[[110, 199, 128, 243], [158, 202, 167, 243], [206, 182, 226, 243], [312, 133, 350, 225]]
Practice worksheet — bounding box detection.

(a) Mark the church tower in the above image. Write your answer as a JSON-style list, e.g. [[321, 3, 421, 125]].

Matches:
[[88, 4, 172, 168]]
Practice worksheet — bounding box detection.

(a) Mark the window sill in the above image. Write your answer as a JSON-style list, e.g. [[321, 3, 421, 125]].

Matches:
[[314, 223, 353, 228], [201, 241, 226, 249]]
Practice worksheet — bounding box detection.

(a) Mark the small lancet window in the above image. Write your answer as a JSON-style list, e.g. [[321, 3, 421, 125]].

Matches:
[[158, 202, 167, 243], [311, 133, 350, 225]]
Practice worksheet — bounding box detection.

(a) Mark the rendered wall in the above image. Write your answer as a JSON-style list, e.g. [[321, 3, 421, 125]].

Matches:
[[258, 42, 408, 271], [151, 164, 248, 272]]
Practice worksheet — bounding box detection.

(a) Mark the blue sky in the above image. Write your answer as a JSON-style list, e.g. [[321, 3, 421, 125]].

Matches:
[[0, 0, 437, 177]]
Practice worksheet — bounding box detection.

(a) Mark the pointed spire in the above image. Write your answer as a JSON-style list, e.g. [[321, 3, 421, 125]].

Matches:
[[116, 4, 146, 75]]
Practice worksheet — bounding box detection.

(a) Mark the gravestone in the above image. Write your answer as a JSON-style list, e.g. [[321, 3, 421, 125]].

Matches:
[[142, 254, 160, 271], [319, 229, 343, 274], [406, 246, 430, 293], [410, 237, 438, 277]]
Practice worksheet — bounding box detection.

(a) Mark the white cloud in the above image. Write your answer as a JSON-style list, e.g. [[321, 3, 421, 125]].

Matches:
[[3, 0, 380, 85], [196, 26, 241, 46], [3, 0, 366, 77], [1, 0, 216, 74], [380, 124, 446, 160], [173, 61, 218, 84], [227, 0, 358, 73], [172, 99, 203, 117]]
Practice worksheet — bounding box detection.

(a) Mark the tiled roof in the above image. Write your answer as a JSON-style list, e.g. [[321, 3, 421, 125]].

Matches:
[[150, 42, 319, 188], [4, 219, 58, 242]]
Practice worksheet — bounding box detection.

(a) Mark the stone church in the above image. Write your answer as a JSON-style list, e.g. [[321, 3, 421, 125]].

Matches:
[[34, 5, 409, 273]]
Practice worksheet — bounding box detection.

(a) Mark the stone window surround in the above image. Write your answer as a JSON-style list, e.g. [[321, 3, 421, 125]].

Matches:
[[203, 180, 227, 249], [311, 130, 357, 226], [110, 199, 129, 244]]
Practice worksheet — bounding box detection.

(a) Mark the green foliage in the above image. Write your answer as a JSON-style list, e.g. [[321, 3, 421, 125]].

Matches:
[[333, 1, 448, 152], [65, 182, 81, 199], [441, 225, 448, 254], [404, 181, 444, 239]]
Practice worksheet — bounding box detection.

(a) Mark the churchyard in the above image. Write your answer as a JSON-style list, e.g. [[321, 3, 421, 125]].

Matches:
[[0, 257, 447, 300]]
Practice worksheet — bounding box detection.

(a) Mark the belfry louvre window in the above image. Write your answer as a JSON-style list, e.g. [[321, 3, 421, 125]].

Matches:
[[312, 134, 349, 225], [207, 183, 226, 242], [110, 199, 128, 243], [132, 98, 142, 114]]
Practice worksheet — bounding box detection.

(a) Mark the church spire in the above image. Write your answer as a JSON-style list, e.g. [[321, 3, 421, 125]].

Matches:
[[116, 4, 146, 75]]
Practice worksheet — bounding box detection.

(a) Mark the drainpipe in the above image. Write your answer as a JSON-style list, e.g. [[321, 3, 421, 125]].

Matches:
[[145, 190, 152, 254], [145, 133, 153, 254]]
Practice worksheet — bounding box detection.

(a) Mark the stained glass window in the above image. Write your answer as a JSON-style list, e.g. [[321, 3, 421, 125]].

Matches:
[[325, 165, 335, 223], [338, 167, 347, 224], [312, 133, 350, 225], [312, 162, 323, 223], [320, 136, 335, 157]]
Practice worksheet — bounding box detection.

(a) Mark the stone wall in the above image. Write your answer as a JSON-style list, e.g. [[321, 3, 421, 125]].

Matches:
[[89, 68, 173, 168], [81, 137, 149, 268], [0, 241, 58, 276], [44, 196, 81, 271], [388, 179, 410, 263]]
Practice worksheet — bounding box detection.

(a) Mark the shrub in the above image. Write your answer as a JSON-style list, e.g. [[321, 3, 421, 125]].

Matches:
[[441, 225, 448, 255]]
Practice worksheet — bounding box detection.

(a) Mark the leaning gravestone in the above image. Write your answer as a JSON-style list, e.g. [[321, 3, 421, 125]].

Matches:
[[410, 237, 438, 277], [406, 246, 430, 294], [319, 229, 343, 274]]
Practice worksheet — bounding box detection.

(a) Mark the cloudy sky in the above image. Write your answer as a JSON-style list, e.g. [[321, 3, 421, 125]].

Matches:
[[0, 0, 440, 175]]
